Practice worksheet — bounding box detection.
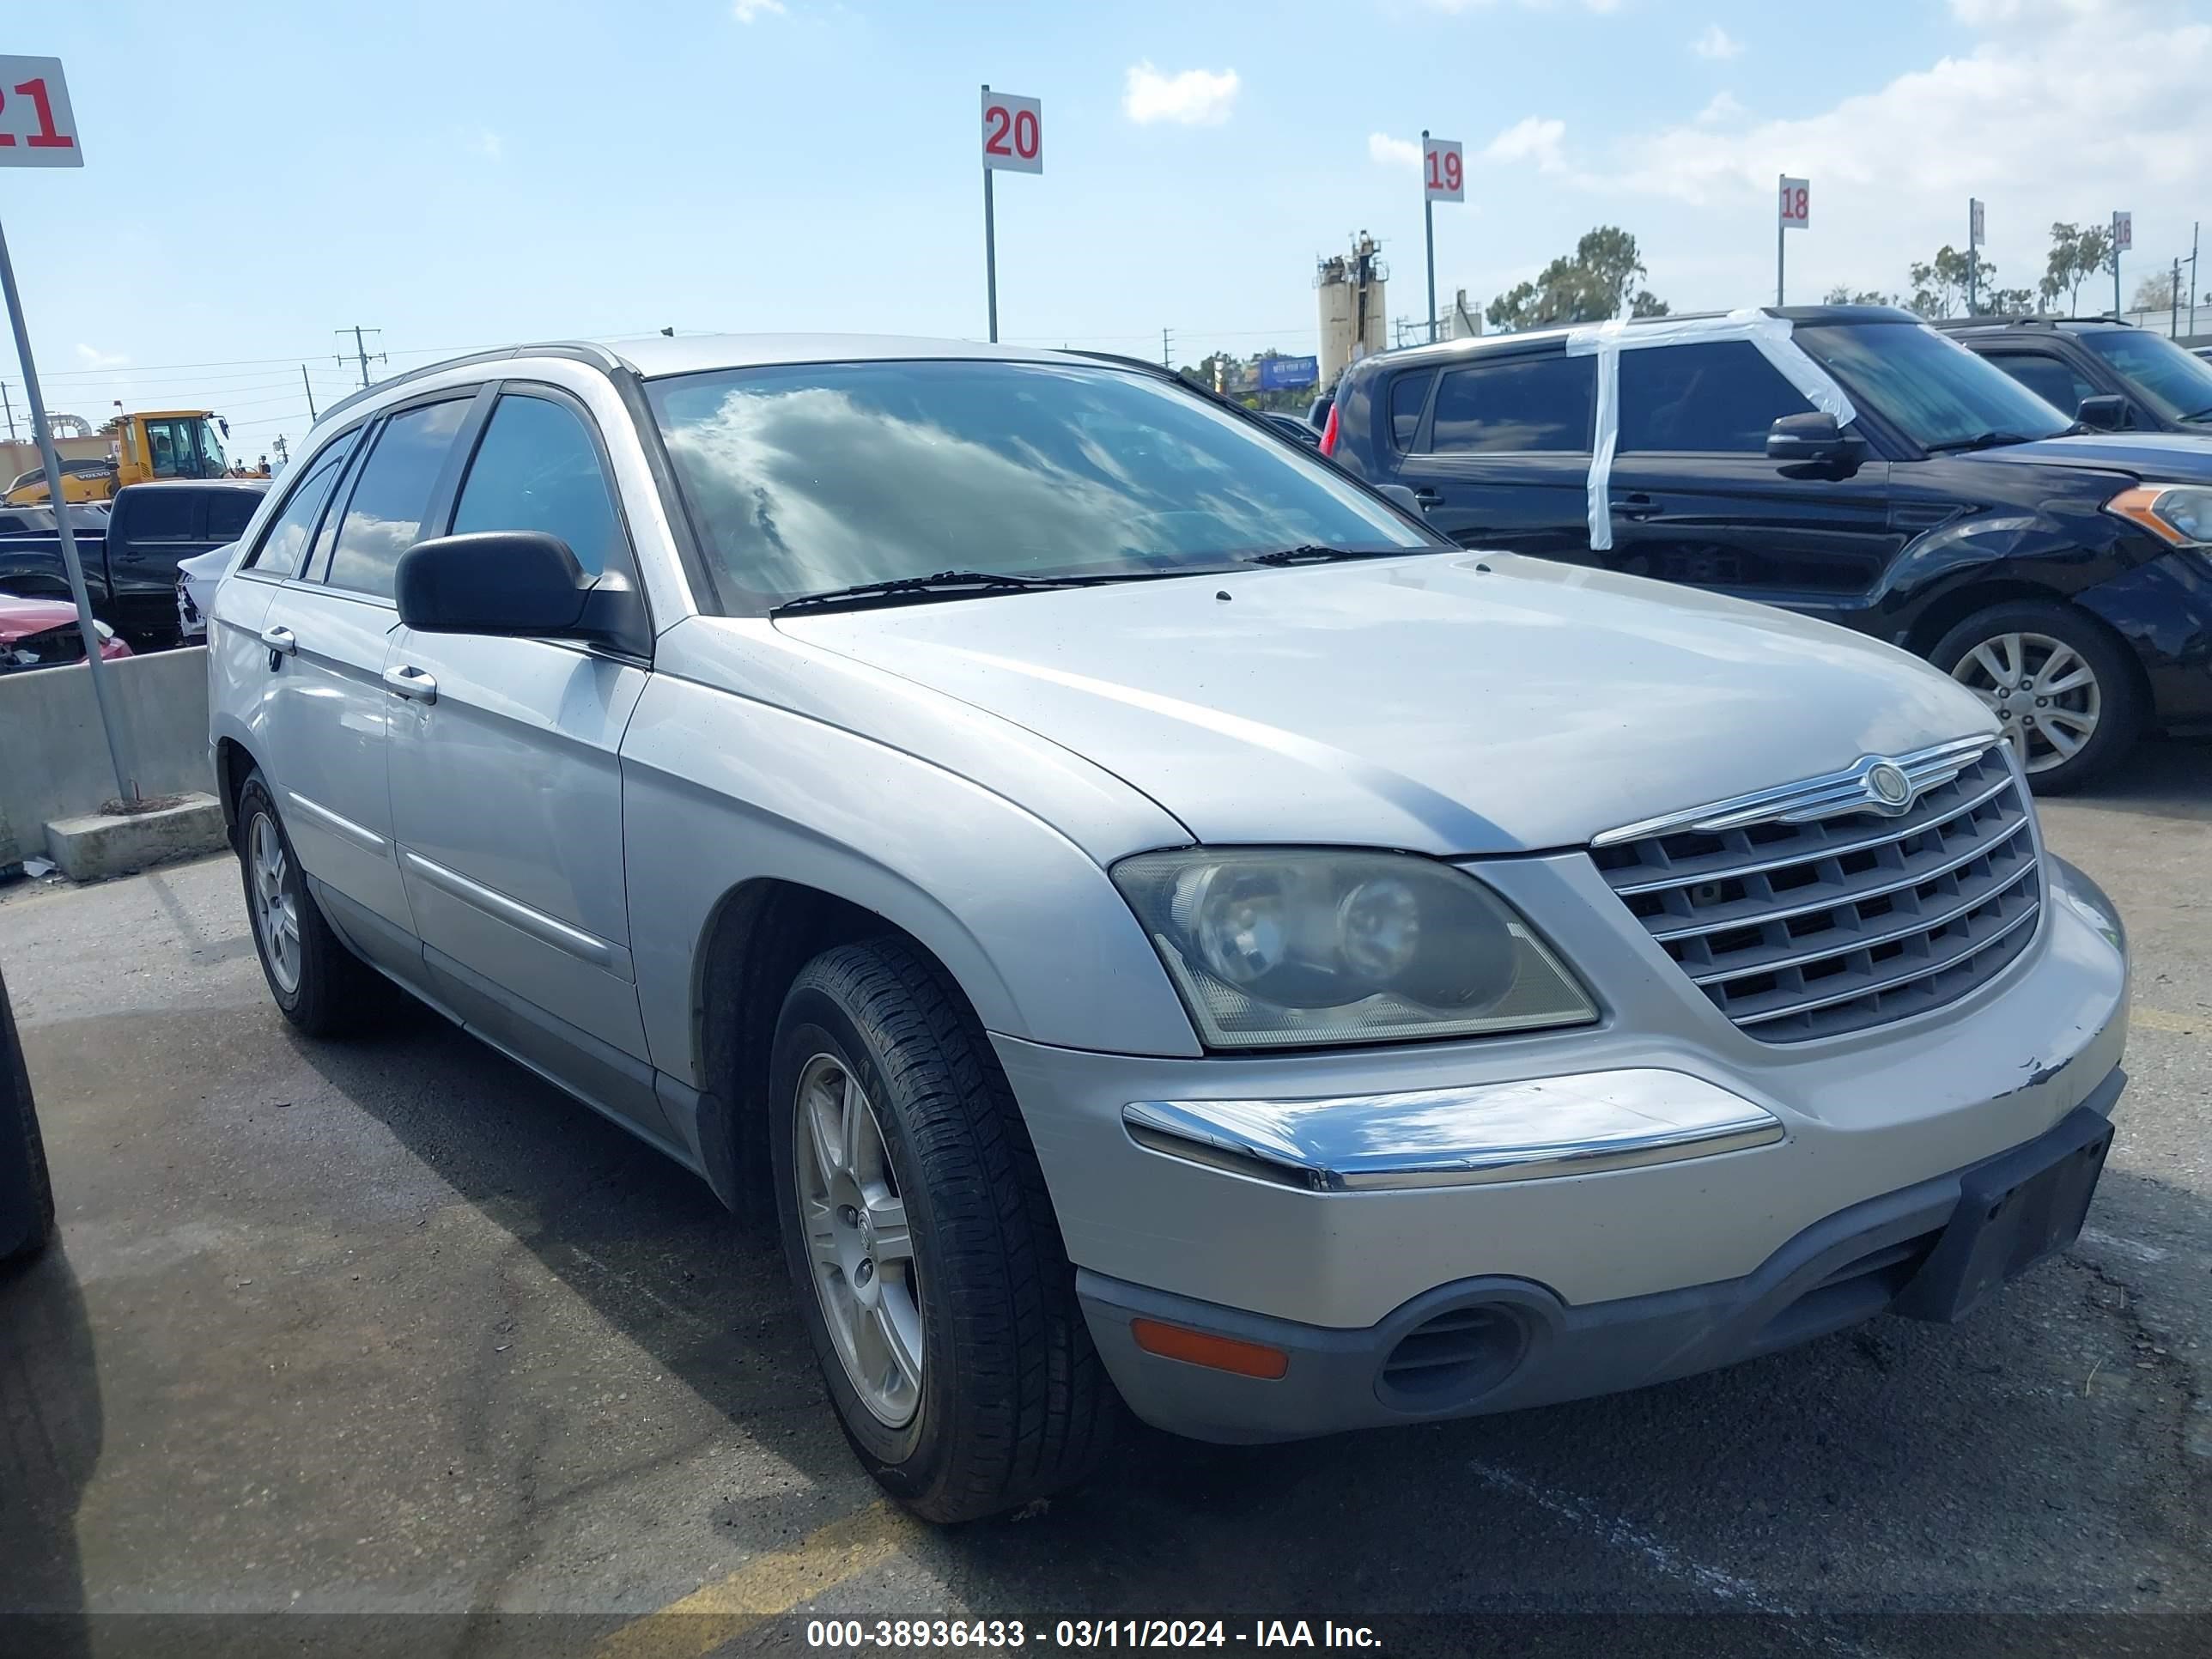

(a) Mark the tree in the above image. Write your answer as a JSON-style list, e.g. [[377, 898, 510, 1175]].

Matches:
[[2044, 222, 2112, 315], [1984, 286, 2036, 316], [1824, 285, 1901, 307], [1486, 227, 1669, 331], [1906, 246, 1984, 319], [2132, 270, 2176, 312]]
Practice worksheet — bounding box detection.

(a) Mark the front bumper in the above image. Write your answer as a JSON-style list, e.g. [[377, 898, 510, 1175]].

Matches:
[[1079, 1078, 2118, 1443]]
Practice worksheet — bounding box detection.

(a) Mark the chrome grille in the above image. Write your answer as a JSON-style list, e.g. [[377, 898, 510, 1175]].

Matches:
[[1590, 743, 2042, 1042]]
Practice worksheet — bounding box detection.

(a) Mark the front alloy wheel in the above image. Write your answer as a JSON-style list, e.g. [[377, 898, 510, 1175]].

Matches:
[[792, 1053, 923, 1428], [1948, 629, 2100, 776]]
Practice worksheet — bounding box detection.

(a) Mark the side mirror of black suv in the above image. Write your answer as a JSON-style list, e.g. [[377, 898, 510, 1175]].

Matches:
[[2075, 394, 2129, 432], [1766, 411, 1855, 469]]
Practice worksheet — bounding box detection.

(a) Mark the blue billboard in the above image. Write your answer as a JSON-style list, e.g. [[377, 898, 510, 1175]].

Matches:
[[1257, 354, 1320, 391]]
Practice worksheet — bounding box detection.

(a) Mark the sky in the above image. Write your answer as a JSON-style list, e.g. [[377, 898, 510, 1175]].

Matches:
[[2, 0, 2207, 463]]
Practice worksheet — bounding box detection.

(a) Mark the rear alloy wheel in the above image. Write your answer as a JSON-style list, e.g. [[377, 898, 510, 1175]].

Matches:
[[234, 769, 403, 1036], [1930, 601, 2141, 793]]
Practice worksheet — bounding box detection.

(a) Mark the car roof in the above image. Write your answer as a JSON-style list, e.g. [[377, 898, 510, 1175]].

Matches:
[[118, 478, 270, 491], [1345, 304, 1919, 374], [1934, 316, 2139, 336], [318, 332, 1083, 428]]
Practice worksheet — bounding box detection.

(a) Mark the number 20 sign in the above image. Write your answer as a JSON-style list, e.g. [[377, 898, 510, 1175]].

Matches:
[[981, 89, 1042, 175], [0, 56, 82, 167]]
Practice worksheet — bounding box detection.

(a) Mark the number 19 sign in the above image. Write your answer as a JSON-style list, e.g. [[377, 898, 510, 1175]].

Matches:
[[1423, 137, 1463, 203]]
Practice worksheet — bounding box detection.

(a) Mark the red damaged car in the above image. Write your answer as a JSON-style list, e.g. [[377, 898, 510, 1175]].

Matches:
[[0, 595, 132, 674]]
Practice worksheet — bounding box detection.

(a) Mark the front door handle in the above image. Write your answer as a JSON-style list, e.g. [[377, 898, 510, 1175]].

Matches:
[[1411, 486, 1444, 507], [259, 624, 296, 656], [383, 664, 438, 705], [1611, 494, 1661, 521]]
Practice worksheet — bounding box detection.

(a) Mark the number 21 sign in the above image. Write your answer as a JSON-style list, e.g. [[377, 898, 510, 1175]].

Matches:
[[0, 57, 82, 167], [981, 89, 1042, 175]]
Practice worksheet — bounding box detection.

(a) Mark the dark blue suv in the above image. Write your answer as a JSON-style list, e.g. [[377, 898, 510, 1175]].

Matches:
[[1324, 305, 2212, 791]]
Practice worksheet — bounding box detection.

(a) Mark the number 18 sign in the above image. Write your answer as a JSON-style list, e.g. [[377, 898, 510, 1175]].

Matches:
[[0, 57, 82, 166], [1779, 177, 1809, 229], [981, 88, 1042, 174]]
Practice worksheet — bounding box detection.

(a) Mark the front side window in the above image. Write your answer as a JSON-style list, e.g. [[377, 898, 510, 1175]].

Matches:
[[245, 434, 357, 576], [1794, 322, 2071, 451], [2073, 327, 2212, 424], [206, 489, 260, 541], [1618, 342, 1814, 453], [1427, 355, 1594, 453], [450, 395, 623, 577], [647, 360, 1432, 607], [324, 399, 471, 599], [1984, 353, 2100, 419], [143, 420, 183, 477]]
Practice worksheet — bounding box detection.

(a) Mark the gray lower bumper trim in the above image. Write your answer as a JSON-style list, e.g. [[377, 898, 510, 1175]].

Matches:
[[1082, 1066, 2124, 1445]]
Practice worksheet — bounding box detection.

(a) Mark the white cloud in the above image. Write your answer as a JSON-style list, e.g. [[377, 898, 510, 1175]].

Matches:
[[732, 0, 783, 20], [1695, 91, 1746, 125], [1482, 115, 1570, 174], [471, 129, 503, 161], [1122, 62, 1241, 126], [1369, 131, 1422, 171], [75, 344, 128, 369], [1692, 23, 1744, 59]]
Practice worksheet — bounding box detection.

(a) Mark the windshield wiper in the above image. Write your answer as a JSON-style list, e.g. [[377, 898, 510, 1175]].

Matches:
[[2179, 405, 2212, 423], [770, 566, 1214, 615], [1240, 544, 1419, 567], [1923, 430, 2039, 455]]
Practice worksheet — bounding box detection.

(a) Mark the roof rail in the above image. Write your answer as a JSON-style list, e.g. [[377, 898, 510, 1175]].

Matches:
[[314, 340, 632, 428]]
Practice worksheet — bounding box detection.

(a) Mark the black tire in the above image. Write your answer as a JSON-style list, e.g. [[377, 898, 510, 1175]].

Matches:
[[1927, 599, 2142, 793], [0, 974, 53, 1266], [235, 769, 401, 1036], [769, 937, 1117, 1522]]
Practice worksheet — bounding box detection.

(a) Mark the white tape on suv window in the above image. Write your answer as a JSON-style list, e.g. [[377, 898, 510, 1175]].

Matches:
[[1563, 308, 1857, 551]]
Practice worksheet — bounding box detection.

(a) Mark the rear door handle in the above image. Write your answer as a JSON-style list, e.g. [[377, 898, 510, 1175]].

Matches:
[[1411, 486, 1444, 507], [383, 664, 437, 705], [259, 624, 296, 656], [1611, 494, 1661, 521]]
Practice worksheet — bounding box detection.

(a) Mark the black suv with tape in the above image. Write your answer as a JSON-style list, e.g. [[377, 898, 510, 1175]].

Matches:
[[1324, 304, 2212, 791]]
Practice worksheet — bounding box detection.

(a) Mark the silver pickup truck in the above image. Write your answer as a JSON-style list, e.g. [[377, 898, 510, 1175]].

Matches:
[[205, 335, 2129, 1522]]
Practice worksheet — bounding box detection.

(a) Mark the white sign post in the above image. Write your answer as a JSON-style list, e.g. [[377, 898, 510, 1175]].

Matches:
[[0, 55, 137, 803], [1421, 133, 1463, 343], [2112, 210, 2132, 315], [1777, 175, 1809, 306], [979, 87, 1042, 343]]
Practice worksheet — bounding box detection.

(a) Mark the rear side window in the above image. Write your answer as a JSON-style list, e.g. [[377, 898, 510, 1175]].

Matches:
[[1984, 352, 2099, 419], [1387, 372, 1433, 449], [125, 490, 198, 542], [323, 399, 472, 599], [205, 490, 261, 541], [246, 436, 356, 577], [1618, 342, 1814, 453], [450, 394, 624, 577], [1429, 356, 1593, 453]]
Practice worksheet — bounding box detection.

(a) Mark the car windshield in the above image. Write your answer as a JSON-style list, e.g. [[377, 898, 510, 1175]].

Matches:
[[647, 359, 1434, 608], [1794, 321, 2073, 451], [2074, 327, 2212, 422]]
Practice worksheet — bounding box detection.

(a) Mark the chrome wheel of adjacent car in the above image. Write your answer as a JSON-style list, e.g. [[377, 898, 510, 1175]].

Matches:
[[247, 811, 302, 995], [792, 1053, 923, 1428], [1948, 629, 2101, 777]]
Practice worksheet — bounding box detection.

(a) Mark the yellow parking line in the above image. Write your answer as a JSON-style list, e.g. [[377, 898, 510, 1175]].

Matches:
[[594, 1501, 916, 1659], [2134, 1006, 2203, 1036]]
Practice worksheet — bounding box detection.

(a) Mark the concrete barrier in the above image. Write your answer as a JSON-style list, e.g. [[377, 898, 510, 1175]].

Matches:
[[0, 647, 216, 862]]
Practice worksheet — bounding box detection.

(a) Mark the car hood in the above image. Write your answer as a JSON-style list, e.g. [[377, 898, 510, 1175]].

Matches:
[[775, 552, 1998, 854], [0, 597, 78, 641], [1963, 430, 2212, 481]]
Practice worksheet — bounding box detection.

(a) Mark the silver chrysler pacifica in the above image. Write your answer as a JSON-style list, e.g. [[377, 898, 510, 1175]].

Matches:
[[205, 336, 2129, 1522]]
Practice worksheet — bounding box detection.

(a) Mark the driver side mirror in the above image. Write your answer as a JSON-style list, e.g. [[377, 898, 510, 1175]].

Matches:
[[395, 532, 651, 659], [1376, 483, 1428, 519], [1766, 411, 1855, 466], [2075, 394, 2128, 432]]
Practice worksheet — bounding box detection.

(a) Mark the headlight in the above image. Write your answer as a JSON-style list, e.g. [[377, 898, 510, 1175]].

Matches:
[[2106, 483, 2212, 548], [1113, 848, 1597, 1049]]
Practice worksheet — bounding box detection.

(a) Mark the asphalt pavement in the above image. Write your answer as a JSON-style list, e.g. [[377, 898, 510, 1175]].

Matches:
[[3, 740, 2208, 1659]]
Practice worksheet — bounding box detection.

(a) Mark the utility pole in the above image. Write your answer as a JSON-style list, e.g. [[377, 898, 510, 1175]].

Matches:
[[1, 379, 15, 443], [271, 434, 289, 465], [335, 325, 385, 391], [2172, 256, 2182, 339], [2192, 222, 2201, 342], [301, 363, 319, 422], [1161, 327, 1172, 368]]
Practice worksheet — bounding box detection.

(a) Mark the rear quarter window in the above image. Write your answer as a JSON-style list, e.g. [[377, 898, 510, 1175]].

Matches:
[[1387, 371, 1434, 449]]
